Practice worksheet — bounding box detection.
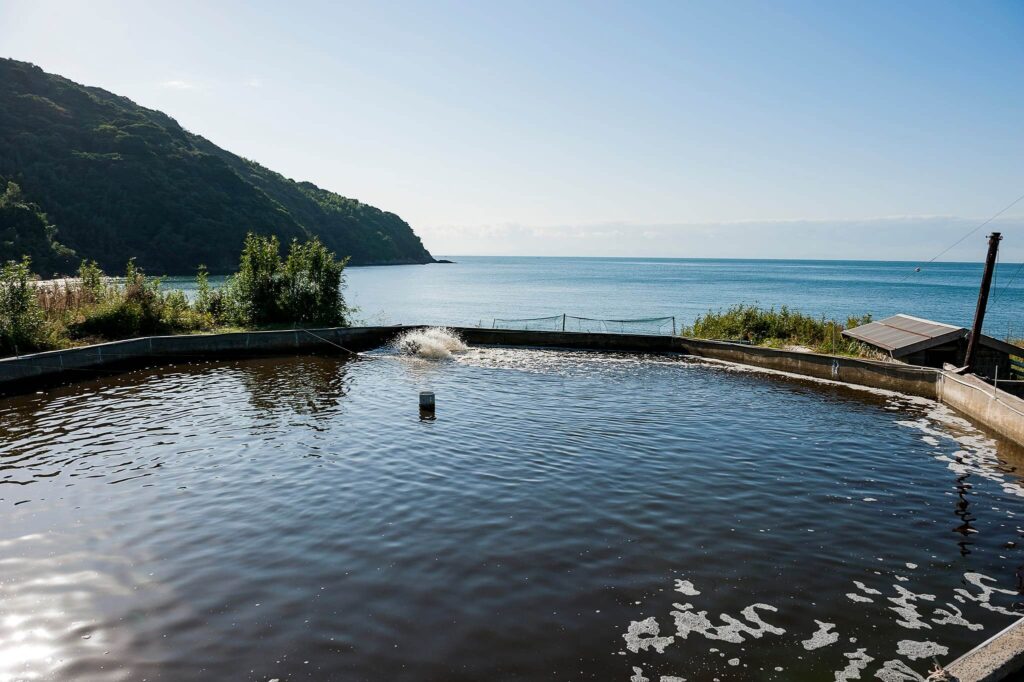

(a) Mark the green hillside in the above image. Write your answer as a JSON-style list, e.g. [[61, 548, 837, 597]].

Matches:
[[0, 58, 434, 276]]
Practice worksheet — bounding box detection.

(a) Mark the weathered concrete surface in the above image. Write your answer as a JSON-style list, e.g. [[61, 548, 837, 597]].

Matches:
[[677, 336, 942, 399], [946, 617, 1024, 681], [455, 328, 942, 398], [938, 371, 1024, 450], [0, 326, 403, 395]]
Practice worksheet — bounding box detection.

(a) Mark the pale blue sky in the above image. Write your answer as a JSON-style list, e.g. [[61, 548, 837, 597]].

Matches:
[[2, 0, 1022, 261]]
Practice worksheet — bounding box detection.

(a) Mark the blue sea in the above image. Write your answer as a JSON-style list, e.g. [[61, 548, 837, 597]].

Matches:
[[170, 257, 1024, 336], [342, 256, 1023, 336]]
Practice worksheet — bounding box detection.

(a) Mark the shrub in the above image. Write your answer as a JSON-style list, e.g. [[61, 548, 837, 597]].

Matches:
[[161, 289, 210, 332], [281, 237, 349, 326], [0, 257, 45, 354], [0, 232, 349, 357], [195, 265, 212, 313], [73, 298, 146, 339], [225, 233, 349, 327], [78, 260, 104, 302], [228, 233, 284, 325], [70, 259, 213, 338], [681, 305, 875, 356]]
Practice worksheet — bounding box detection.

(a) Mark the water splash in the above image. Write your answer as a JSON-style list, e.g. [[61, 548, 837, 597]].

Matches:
[[393, 327, 468, 360]]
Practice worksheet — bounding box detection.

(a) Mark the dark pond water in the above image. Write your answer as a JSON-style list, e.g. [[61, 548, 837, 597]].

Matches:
[[1, 347, 1023, 681]]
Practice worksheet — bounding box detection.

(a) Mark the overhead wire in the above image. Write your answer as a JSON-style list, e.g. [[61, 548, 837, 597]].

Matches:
[[897, 190, 1024, 282], [989, 260, 1024, 311]]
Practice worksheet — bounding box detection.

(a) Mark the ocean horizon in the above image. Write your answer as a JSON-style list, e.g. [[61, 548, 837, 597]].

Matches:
[[338, 255, 1024, 335], [161, 255, 1022, 336]]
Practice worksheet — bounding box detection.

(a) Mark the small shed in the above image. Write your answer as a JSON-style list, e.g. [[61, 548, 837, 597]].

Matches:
[[842, 314, 1021, 379]]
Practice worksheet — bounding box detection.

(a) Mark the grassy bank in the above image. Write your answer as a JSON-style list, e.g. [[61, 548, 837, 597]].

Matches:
[[0, 233, 349, 357], [680, 304, 879, 357]]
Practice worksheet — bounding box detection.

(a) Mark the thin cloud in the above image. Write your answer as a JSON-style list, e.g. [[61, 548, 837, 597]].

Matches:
[[160, 79, 194, 90], [246, 77, 263, 88], [418, 216, 1024, 262]]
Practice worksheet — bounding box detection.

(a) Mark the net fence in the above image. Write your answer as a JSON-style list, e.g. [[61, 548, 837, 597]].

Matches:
[[492, 314, 677, 336]]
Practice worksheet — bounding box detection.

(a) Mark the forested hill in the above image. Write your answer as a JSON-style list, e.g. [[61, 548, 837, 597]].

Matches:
[[0, 58, 435, 276]]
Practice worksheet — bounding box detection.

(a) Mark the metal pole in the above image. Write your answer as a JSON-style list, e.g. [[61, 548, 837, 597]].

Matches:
[[965, 232, 1002, 373], [562, 313, 566, 332], [672, 316, 676, 336]]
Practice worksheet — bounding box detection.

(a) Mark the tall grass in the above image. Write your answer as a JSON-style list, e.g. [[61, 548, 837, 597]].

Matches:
[[0, 233, 350, 356], [681, 304, 877, 357]]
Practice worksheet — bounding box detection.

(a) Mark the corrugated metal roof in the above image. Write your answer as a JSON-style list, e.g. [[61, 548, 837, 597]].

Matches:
[[842, 314, 965, 357], [843, 314, 1022, 359]]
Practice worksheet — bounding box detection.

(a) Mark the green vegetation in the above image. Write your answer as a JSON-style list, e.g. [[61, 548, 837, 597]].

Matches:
[[680, 304, 877, 357], [0, 58, 434, 276], [223, 233, 348, 326], [0, 180, 75, 276], [0, 234, 349, 357]]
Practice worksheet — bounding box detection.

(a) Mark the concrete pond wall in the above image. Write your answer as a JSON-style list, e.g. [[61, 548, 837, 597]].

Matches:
[[454, 328, 943, 398], [0, 326, 402, 393], [937, 371, 1024, 450], [0, 325, 1021, 449]]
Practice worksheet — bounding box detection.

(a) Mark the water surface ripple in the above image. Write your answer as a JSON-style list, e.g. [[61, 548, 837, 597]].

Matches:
[[1, 349, 1022, 681]]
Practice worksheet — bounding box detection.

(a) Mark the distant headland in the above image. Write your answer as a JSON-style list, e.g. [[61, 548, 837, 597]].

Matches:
[[0, 58, 436, 276]]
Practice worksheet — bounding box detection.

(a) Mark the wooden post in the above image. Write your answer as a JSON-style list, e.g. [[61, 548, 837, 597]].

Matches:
[[964, 232, 1002, 373]]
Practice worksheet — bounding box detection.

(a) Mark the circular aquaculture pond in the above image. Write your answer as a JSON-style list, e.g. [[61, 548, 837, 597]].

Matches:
[[1, 348, 1022, 681]]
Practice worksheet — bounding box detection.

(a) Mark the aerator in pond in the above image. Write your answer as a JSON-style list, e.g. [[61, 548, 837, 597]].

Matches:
[[393, 327, 468, 360]]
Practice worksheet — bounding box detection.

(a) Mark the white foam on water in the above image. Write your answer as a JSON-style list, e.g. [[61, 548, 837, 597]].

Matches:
[[670, 603, 785, 644], [623, 617, 675, 654], [392, 327, 468, 360], [854, 581, 882, 595], [674, 579, 700, 596], [874, 659, 927, 681], [833, 648, 874, 681], [953, 572, 1020, 617], [931, 603, 983, 631], [847, 593, 874, 603], [896, 640, 948, 661], [631, 667, 689, 682], [887, 585, 936, 630], [802, 620, 839, 650], [898, 406, 1024, 499]]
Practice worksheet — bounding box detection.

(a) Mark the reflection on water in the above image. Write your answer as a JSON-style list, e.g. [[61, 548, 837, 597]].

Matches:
[[0, 349, 1023, 681], [235, 354, 352, 417], [953, 472, 976, 556]]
